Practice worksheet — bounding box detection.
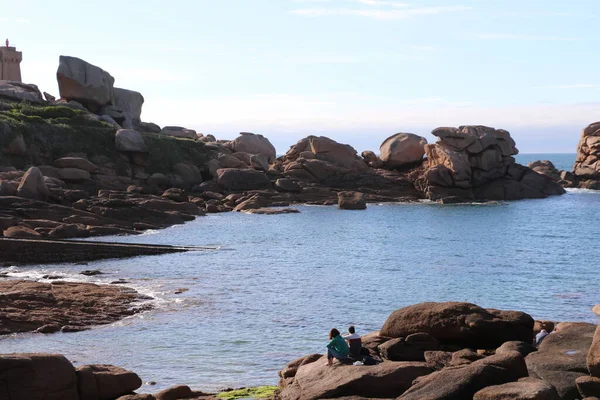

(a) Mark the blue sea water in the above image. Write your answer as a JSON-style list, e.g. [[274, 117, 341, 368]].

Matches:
[[1, 153, 598, 392]]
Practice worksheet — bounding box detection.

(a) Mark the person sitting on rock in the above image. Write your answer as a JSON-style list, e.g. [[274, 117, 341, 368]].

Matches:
[[326, 328, 349, 366], [343, 326, 362, 360], [535, 329, 549, 345]]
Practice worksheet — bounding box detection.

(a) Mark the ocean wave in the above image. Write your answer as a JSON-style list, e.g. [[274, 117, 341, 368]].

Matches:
[[565, 188, 600, 194]]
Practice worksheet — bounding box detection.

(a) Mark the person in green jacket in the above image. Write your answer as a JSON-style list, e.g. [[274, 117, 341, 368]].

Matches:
[[326, 328, 350, 366]]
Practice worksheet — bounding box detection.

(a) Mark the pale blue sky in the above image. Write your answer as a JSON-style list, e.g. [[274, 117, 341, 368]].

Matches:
[[3, 0, 600, 153]]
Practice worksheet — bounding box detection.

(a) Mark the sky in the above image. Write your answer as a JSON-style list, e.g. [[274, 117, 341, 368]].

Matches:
[[2, 0, 600, 154]]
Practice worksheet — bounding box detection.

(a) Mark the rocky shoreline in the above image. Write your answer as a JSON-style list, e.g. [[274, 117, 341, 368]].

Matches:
[[1, 300, 598, 399]]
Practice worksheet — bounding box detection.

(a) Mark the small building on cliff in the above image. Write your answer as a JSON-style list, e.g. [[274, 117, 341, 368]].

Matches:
[[0, 39, 23, 82]]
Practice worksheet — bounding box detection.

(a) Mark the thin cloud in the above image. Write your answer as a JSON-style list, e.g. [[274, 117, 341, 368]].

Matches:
[[477, 33, 579, 41], [351, 0, 409, 7], [542, 84, 600, 89], [292, 5, 471, 19]]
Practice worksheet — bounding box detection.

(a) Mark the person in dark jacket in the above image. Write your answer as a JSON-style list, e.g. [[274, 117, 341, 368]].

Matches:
[[343, 326, 362, 360]]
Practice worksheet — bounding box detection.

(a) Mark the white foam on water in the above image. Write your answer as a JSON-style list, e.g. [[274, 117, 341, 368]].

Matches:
[[566, 188, 600, 194]]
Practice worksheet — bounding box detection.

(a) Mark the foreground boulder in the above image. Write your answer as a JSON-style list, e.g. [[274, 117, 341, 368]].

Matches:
[[588, 325, 600, 377], [380, 302, 534, 348], [57, 55, 115, 107], [77, 364, 142, 400], [0, 353, 79, 400], [526, 322, 597, 399], [280, 355, 432, 400], [337, 191, 366, 210], [399, 351, 528, 399], [380, 132, 427, 168], [473, 377, 560, 400]]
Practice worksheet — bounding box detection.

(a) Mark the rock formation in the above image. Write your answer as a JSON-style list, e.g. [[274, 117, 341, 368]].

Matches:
[[380, 132, 428, 168], [413, 125, 566, 201], [574, 121, 600, 183], [279, 302, 600, 400], [57, 56, 115, 108], [0, 81, 43, 103], [380, 302, 534, 349], [229, 132, 277, 161]]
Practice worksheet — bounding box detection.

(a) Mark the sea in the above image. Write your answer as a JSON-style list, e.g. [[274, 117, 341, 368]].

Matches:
[[1, 153, 598, 392]]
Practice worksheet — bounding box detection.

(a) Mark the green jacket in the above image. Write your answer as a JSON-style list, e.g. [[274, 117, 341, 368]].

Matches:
[[327, 335, 349, 357]]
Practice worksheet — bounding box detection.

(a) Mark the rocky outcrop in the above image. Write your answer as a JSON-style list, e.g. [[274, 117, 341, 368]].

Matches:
[[398, 351, 528, 400], [229, 132, 277, 161], [77, 364, 142, 400], [528, 160, 561, 182], [115, 129, 147, 153], [279, 356, 432, 400], [113, 88, 144, 122], [161, 126, 197, 139], [414, 126, 566, 201], [588, 325, 600, 378], [0, 353, 80, 400], [526, 322, 597, 399], [57, 56, 115, 107], [574, 121, 600, 180], [337, 191, 366, 210], [0, 280, 151, 334], [473, 377, 560, 400], [0, 80, 44, 103], [380, 302, 534, 349], [216, 168, 272, 191], [380, 132, 427, 168]]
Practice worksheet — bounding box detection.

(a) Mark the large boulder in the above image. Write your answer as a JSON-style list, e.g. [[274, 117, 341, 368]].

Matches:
[[588, 325, 600, 377], [284, 136, 368, 172], [57, 56, 115, 107], [16, 167, 50, 200], [172, 163, 203, 188], [76, 364, 142, 400], [160, 126, 197, 139], [473, 377, 560, 400], [337, 191, 366, 210], [0, 353, 79, 400], [279, 355, 432, 400], [216, 168, 272, 191], [527, 160, 561, 182], [576, 376, 600, 399], [526, 322, 597, 399], [115, 129, 147, 153], [398, 351, 528, 400], [380, 302, 534, 349], [3, 225, 42, 238], [113, 88, 144, 122], [574, 122, 600, 179], [380, 132, 427, 168], [54, 157, 99, 173], [0, 81, 44, 103], [230, 132, 276, 161]]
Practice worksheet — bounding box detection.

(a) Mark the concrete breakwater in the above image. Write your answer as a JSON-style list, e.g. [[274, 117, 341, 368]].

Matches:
[[0, 237, 213, 264]]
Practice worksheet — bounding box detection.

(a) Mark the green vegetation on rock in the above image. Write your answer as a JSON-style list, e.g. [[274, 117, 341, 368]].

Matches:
[[0, 99, 116, 168], [216, 385, 278, 400]]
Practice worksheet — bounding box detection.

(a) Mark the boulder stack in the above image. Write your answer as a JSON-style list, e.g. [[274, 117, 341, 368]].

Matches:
[[574, 121, 600, 182], [415, 125, 566, 201]]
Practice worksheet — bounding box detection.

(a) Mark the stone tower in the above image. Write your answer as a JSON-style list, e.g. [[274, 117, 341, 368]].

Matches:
[[0, 39, 23, 82]]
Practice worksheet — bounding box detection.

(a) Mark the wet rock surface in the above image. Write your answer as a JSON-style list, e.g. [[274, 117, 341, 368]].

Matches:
[[0, 280, 151, 335]]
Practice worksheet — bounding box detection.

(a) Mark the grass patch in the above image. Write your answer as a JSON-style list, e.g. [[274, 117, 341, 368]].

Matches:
[[217, 386, 277, 400]]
